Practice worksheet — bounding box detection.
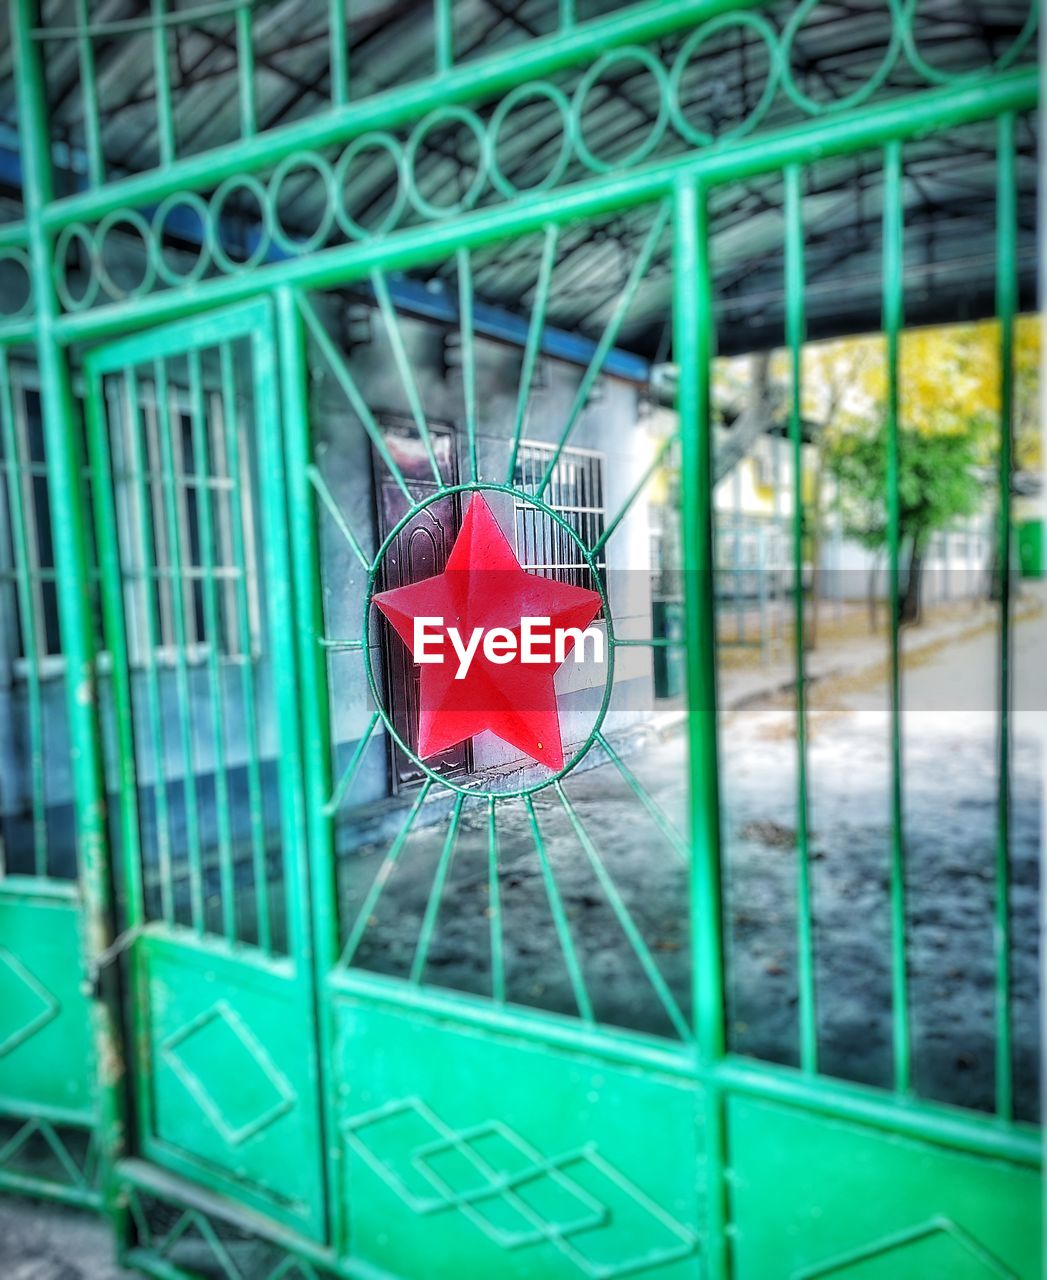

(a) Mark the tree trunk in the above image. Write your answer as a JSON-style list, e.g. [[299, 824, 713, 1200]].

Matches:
[[901, 538, 924, 625]]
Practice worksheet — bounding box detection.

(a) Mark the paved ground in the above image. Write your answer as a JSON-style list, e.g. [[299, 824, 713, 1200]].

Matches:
[[0, 1198, 134, 1279]]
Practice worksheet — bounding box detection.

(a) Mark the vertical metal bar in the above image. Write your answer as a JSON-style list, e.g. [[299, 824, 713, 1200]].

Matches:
[[123, 368, 175, 923], [560, 0, 576, 31], [187, 350, 236, 942], [13, 1, 128, 1243], [155, 359, 204, 931], [487, 797, 505, 1003], [218, 341, 271, 952], [74, 0, 105, 187], [329, 0, 348, 106], [785, 163, 817, 1075], [506, 223, 558, 485], [675, 174, 728, 1280], [523, 796, 595, 1023], [883, 139, 910, 1095], [994, 110, 1016, 1122], [236, 4, 257, 137], [410, 793, 465, 983], [0, 353, 48, 875], [151, 0, 175, 166], [457, 248, 478, 481], [370, 269, 443, 484], [434, 0, 453, 73]]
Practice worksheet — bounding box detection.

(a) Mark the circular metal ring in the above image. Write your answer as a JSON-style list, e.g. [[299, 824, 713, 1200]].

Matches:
[[210, 173, 273, 273], [333, 132, 408, 240], [487, 81, 572, 199], [406, 107, 489, 219], [269, 150, 338, 255], [898, 0, 1038, 87], [361, 480, 615, 799], [780, 0, 902, 115], [668, 12, 781, 146], [152, 190, 214, 286], [95, 207, 157, 301], [53, 222, 100, 313], [571, 46, 670, 175]]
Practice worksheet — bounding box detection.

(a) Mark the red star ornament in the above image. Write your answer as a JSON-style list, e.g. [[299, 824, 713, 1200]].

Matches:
[[373, 493, 602, 770]]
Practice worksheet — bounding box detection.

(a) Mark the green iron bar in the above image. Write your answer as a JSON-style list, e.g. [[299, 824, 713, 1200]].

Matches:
[[324, 711, 380, 818], [151, 0, 176, 168], [675, 172, 729, 1280], [370, 269, 444, 486], [13, 0, 129, 1238], [535, 201, 670, 499], [52, 68, 1037, 344], [187, 348, 237, 943], [994, 111, 1016, 1123], [784, 162, 817, 1076], [40, 0, 771, 227], [523, 794, 595, 1022], [456, 248, 478, 481], [122, 366, 175, 923], [217, 340, 271, 953], [487, 796, 505, 1003], [329, 0, 348, 106], [297, 291, 413, 501], [73, 0, 104, 188], [0, 350, 48, 875], [593, 730, 688, 861], [592, 431, 678, 557], [236, 3, 257, 139], [555, 782, 692, 1042], [410, 792, 467, 984], [434, 0, 454, 73], [154, 356, 206, 932], [306, 464, 372, 571], [276, 281, 343, 1249], [882, 138, 910, 1096], [340, 779, 433, 967], [505, 222, 559, 486]]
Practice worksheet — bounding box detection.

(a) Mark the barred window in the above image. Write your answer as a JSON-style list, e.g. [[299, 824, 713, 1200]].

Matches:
[[512, 441, 606, 591]]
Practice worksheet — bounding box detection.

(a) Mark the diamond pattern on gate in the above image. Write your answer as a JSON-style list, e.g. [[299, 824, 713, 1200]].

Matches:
[[160, 999, 296, 1146], [344, 1098, 698, 1278], [0, 946, 60, 1057]]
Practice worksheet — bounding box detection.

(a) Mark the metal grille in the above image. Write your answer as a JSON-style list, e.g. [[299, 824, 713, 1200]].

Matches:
[[512, 441, 606, 586]]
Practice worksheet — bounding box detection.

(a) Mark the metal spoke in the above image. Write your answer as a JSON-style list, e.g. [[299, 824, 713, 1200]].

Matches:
[[506, 223, 559, 485], [555, 783, 691, 1041], [298, 292, 412, 500], [592, 431, 677, 556], [341, 779, 433, 966], [535, 201, 671, 500], [325, 710, 380, 818], [371, 269, 444, 486], [410, 792, 466, 983], [306, 464, 372, 572], [457, 248, 478, 482], [594, 731, 687, 861]]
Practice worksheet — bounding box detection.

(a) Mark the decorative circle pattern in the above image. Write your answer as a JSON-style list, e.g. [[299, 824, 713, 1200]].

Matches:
[[45, 0, 1037, 313], [362, 482, 615, 799]]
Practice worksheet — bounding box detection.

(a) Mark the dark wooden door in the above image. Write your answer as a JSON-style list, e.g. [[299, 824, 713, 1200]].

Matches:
[[373, 417, 469, 787]]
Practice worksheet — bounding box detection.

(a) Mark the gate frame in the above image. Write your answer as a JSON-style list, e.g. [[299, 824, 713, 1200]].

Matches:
[[4, 0, 1041, 1275]]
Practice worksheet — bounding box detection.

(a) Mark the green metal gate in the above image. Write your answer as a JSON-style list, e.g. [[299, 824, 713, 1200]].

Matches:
[[1, 0, 1041, 1277]]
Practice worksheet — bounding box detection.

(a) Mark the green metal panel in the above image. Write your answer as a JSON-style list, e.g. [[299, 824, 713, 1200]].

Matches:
[[727, 1094, 1041, 1279], [332, 989, 703, 1278]]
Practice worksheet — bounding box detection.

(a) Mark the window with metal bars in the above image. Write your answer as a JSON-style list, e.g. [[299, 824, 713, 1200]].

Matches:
[[511, 441, 606, 593], [109, 378, 263, 669], [0, 367, 261, 673]]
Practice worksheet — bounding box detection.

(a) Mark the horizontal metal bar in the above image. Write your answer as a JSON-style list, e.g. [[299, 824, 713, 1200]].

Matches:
[[718, 1058, 1041, 1169], [53, 68, 1037, 346], [40, 0, 771, 230]]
